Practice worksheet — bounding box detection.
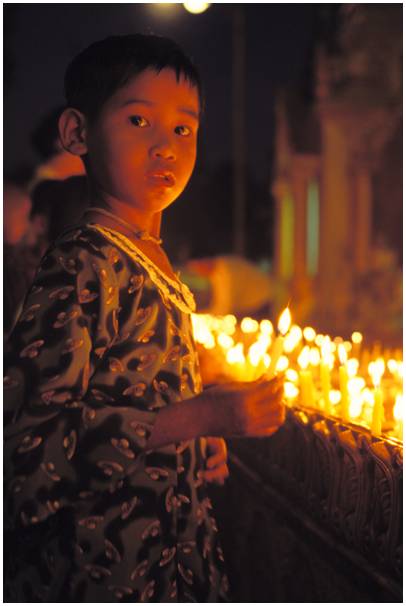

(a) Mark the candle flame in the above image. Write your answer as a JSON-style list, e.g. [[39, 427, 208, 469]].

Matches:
[[347, 358, 359, 378], [241, 317, 259, 334], [309, 347, 321, 366], [351, 331, 363, 344], [217, 333, 234, 350], [349, 394, 363, 419], [298, 346, 310, 370], [226, 343, 245, 365], [259, 319, 273, 336], [338, 344, 348, 365], [393, 395, 403, 421], [276, 355, 289, 372], [320, 336, 331, 360], [284, 382, 299, 399], [368, 360, 384, 387], [387, 359, 398, 374], [278, 307, 291, 335], [329, 390, 342, 405], [286, 368, 299, 383], [303, 326, 316, 342]]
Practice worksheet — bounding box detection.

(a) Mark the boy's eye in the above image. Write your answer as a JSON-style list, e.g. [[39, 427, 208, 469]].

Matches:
[[130, 115, 149, 128], [174, 125, 191, 137]]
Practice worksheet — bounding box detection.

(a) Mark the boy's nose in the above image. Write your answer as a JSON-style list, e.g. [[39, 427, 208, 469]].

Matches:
[[150, 143, 176, 161]]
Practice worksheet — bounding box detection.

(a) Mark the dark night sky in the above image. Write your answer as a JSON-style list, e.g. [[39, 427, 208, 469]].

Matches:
[[4, 3, 326, 259]]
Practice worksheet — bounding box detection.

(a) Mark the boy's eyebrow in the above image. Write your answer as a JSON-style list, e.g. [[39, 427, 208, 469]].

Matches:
[[120, 98, 199, 121]]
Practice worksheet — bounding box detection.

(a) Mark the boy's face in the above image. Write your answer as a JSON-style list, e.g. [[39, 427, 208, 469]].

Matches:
[[84, 68, 200, 215]]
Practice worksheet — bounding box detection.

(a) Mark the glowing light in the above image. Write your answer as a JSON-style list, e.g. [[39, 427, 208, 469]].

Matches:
[[387, 359, 398, 374], [241, 317, 259, 334], [283, 331, 302, 353], [183, 1, 210, 14], [221, 315, 237, 335], [368, 360, 384, 387], [248, 343, 263, 367], [256, 333, 271, 350], [315, 334, 325, 347], [329, 390, 342, 405], [347, 358, 359, 378], [284, 382, 299, 400], [217, 333, 234, 350], [297, 346, 310, 370], [349, 394, 363, 419], [286, 368, 299, 383], [362, 388, 374, 406], [309, 347, 321, 366], [303, 326, 316, 342], [283, 324, 302, 353], [226, 343, 245, 365], [348, 377, 366, 393], [276, 355, 289, 372], [393, 395, 403, 421], [278, 307, 291, 335], [351, 331, 363, 344], [343, 341, 352, 353], [338, 344, 348, 365], [259, 319, 273, 335]]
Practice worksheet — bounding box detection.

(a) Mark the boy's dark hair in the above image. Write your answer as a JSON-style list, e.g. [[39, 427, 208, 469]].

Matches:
[[64, 34, 203, 120]]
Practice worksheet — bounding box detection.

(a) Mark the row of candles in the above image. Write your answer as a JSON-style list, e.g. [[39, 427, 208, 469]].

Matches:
[[191, 308, 403, 443]]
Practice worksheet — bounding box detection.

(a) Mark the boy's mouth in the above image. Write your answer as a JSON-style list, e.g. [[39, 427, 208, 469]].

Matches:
[[145, 171, 175, 187]]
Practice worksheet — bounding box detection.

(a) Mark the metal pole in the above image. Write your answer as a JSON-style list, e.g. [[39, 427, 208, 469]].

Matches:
[[232, 5, 246, 256]]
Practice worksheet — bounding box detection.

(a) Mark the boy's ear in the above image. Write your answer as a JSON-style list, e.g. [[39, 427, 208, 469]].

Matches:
[[58, 108, 88, 156]]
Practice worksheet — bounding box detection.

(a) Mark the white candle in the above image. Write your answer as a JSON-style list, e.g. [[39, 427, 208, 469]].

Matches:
[[268, 335, 284, 377], [298, 346, 315, 407], [338, 344, 349, 421], [369, 360, 385, 435], [320, 337, 332, 414], [393, 395, 403, 441], [267, 307, 291, 377], [371, 387, 383, 435]]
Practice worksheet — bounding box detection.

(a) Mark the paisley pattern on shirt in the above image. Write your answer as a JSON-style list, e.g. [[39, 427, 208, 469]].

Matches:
[[4, 225, 229, 603]]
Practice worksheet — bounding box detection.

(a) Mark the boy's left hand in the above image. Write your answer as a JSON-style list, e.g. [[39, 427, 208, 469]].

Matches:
[[199, 437, 229, 485]]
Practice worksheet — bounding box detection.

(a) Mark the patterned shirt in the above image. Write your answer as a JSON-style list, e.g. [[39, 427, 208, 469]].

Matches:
[[4, 223, 228, 603]]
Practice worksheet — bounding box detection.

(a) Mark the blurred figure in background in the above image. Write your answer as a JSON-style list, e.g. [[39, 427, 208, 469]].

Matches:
[[184, 254, 274, 318], [3, 182, 33, 336]]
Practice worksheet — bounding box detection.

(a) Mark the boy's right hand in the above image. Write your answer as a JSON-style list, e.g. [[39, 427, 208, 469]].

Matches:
[[203, 375, 286, 439]]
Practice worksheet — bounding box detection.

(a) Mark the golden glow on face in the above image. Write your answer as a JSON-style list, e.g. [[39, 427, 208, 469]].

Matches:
[[85, 68, 199, 214]]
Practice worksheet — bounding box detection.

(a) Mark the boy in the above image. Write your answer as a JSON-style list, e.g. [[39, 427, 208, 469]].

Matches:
[[4, 34, 285, 602]]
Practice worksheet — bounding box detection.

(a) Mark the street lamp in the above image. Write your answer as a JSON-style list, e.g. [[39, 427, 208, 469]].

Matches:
[[183, 1, 210, 14]]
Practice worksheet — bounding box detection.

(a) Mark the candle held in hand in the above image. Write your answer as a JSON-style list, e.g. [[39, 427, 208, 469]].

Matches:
[[267, 307, 291, 377]]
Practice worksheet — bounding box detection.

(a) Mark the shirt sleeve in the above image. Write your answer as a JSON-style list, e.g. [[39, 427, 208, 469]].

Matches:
[[4, 231, 158, 529]]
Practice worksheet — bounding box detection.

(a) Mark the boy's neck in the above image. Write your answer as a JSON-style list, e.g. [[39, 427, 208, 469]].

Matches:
[[88, 190, 158, 237]]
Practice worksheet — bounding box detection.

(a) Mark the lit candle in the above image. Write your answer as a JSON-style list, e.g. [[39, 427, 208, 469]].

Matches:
[[351, 331, 363, 359], [393, 395, 403, 441], [338, 344, 350, 422], [267, 307, 291, 377], [320, 337, 332, 414], [369, 360, 385, 435], [297, 346, 315, 407]]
